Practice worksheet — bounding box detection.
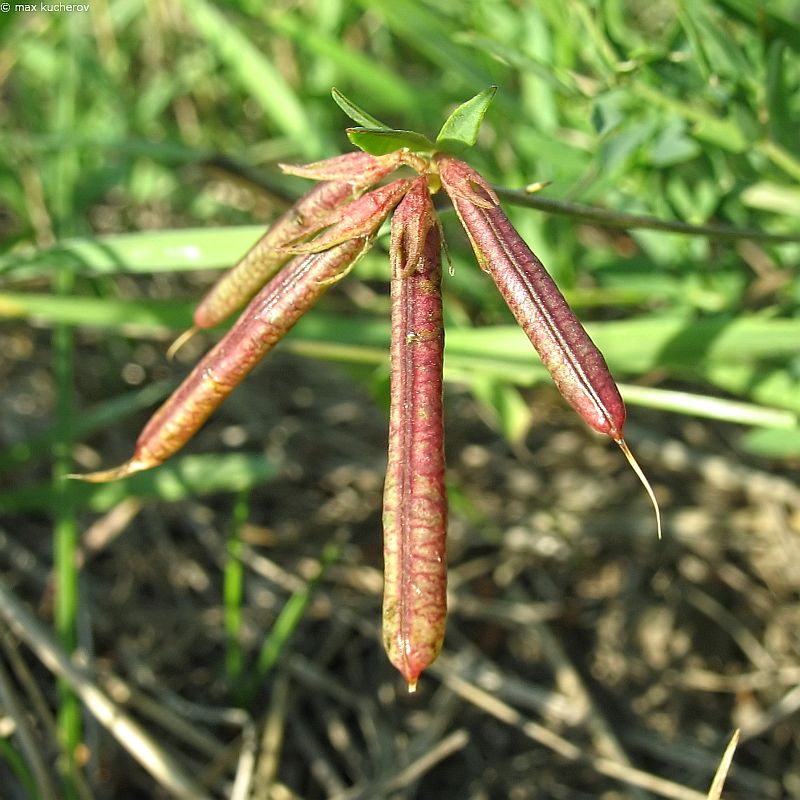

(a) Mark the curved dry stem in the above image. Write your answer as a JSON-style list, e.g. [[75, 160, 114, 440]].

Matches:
[[493, 186, 800, 244], [615, 438, 662, 539], [0, 578, 213, 799], [707, 729, 740, 800]]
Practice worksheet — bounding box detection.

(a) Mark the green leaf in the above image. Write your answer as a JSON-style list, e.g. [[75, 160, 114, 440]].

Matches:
[[467, 376, 532, 443], [741, 182, 800, 215], [765, 40, 793, 148], [0, 454, 277, 514], [647, 120, 701, 166], [253, 542, 340, 685], [0, 292, 193, 330], [346, 127, 436, 156], [436, 86, 497, 150], [331, 88, 391, 129], [741, 427, 800, 458], [0, 226, 269, 279]]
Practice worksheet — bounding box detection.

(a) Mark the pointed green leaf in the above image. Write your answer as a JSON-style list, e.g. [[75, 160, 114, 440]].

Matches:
[[346, 127, 436, 156], [436, 86, 497, 150], [331, 88, 391, 129]]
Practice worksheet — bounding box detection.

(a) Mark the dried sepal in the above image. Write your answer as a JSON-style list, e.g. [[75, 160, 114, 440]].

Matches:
[[434, 157, 498, 211], [279, 150, 401, 184], [192, 152, 397, 330], [282, 179, 411, 255], [383, 177, 447, 689]]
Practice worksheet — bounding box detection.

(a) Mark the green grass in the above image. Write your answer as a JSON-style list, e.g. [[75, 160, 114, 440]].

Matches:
[[2, 2, 797, 452], [1, 1, 799, 796]]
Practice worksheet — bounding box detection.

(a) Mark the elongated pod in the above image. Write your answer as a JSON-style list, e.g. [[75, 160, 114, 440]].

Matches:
[[382, 177, 447, 689], [438, 156, 660, 536], [194, 152, 397, 330], [74, 180, 411, 483], [438, 156, 624, 437]]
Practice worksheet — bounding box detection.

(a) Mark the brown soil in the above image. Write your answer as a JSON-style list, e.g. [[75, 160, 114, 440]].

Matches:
[[1, 314, 799, 799]]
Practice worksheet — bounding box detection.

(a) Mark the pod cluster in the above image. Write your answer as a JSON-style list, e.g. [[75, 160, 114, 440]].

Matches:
[[75, 145, 658, 688]]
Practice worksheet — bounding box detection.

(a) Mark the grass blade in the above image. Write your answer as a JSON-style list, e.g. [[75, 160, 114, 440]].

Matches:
[[0, 454, 276, 515], [182, 0, 318, 154]]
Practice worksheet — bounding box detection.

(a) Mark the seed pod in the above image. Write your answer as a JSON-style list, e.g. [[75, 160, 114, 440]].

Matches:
[[74, 180, 411, 483], [382, 177, 447, 690], [74, 239, 366, 482], [438, 155, 661, 537], [193, 151, 397, 330]]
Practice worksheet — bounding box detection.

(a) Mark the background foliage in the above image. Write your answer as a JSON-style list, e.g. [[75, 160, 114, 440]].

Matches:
[[0, 1, 799, 798]]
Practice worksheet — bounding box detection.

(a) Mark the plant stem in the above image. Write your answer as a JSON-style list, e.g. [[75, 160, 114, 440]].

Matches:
[[50, 17, 81, 797], [225, 489, 250, 700]]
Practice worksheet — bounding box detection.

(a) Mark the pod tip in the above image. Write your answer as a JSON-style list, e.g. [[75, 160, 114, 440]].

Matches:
[[616, 438, 662, 540], [166, 327, 198, 361], [67, 458, 150, 483], [407, 679, 418, 694]]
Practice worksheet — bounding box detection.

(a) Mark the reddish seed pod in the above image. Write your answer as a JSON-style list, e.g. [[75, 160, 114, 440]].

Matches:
[[193, 151, 397, 330], [437, 155, 661, 537], [437, 155, 625, 438], [75, 237, 370, 482], [382, 177, 447, 690], [193, 181, 355, 330], [73, 177, 412, 483]]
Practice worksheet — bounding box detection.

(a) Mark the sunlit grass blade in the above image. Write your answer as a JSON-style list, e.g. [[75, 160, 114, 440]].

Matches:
[[0, 454, 276, 515], [0, 292, 193, 330], [0, 227, 270, 280], [6, 285, 799, 426]]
